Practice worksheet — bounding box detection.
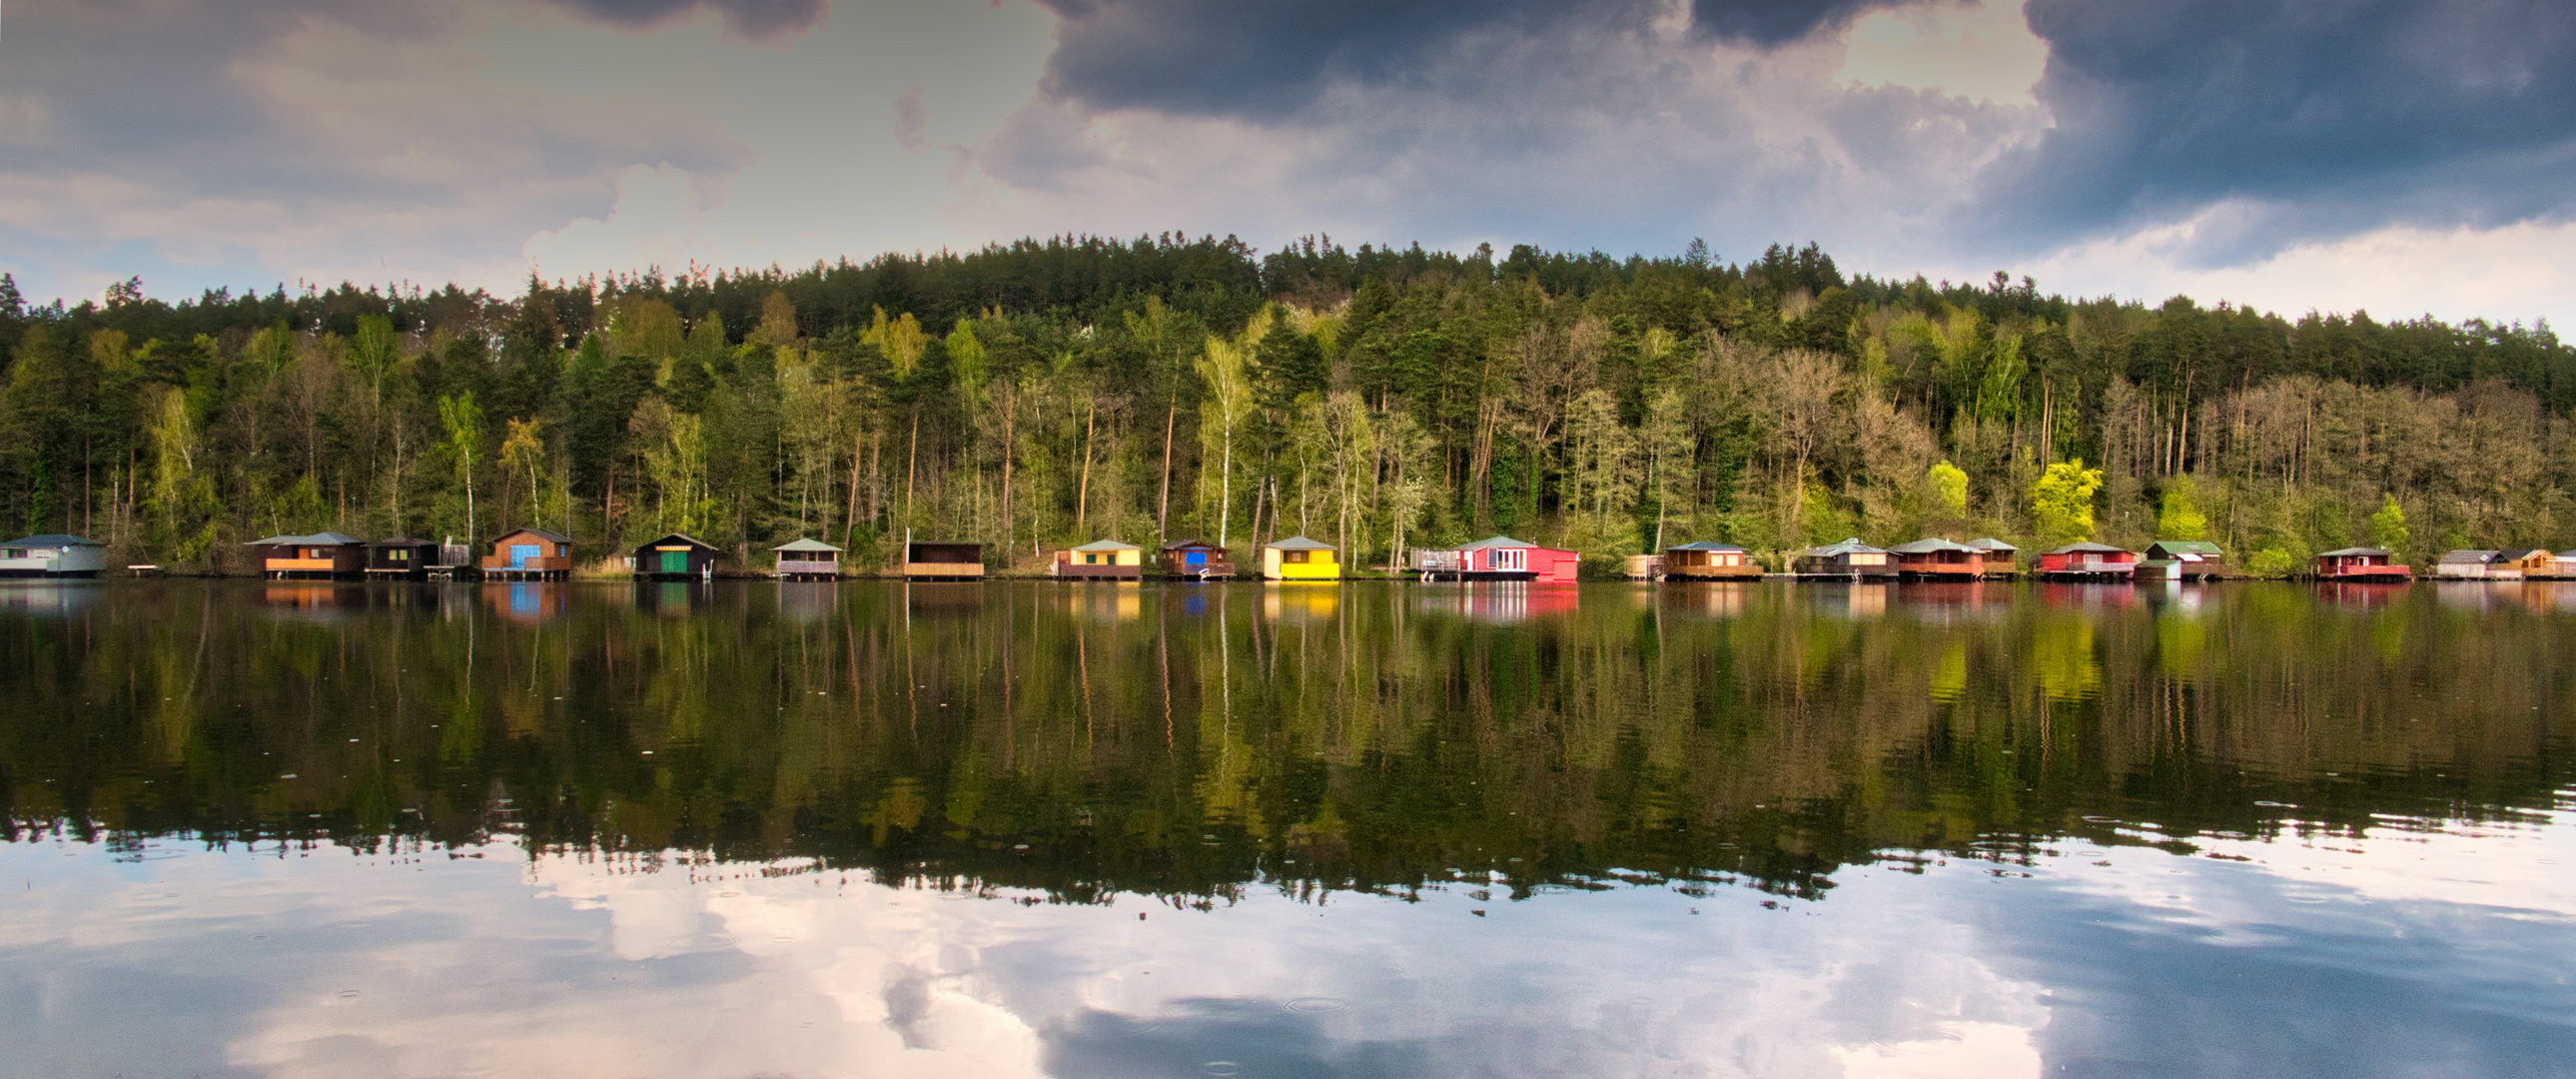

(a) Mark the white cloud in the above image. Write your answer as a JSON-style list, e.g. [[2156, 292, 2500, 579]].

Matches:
[[2015, 210, 2576, 326], [1837, 0, 2048, 107]]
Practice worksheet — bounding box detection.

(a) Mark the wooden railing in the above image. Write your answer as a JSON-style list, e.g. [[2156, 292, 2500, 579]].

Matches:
[[480, 555, 571, 572], [779, 558, 842, 576]]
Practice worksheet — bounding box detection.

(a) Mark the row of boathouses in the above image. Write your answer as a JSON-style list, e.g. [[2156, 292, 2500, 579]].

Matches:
[[3, 526, 2568, 583]]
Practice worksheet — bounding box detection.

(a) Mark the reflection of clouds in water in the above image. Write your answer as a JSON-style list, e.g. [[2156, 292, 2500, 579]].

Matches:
[[8, 814, 2575, 1078]]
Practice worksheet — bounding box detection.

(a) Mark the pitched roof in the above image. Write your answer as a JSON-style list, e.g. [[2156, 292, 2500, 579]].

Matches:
[[638, 533, 720, 550], [1664, 540, 1745, 551], [2438, 549, 2499, 563], [2497, 548, 2548, 560], [2045, 541, 2131, 555], [1888, 538, 1978, 554], [495, 528, 571, 543], [1459, 536, 1536, 550], [1161, 539, 1223, 550], [2147, 540, 2224, 556], [1072, 539, 1141, 551], [2, 535, 100, 547], [2316, 547, 2391, 557], [1964, 538, 2018, 551], [772, 538, 844, 552], [249, 532, 363, 546], [1268, 536, 1333, 550], [1804, 538, 1889, 556]]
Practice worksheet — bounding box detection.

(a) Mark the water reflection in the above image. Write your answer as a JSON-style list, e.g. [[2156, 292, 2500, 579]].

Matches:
[[1, 580, 2571, 1077]]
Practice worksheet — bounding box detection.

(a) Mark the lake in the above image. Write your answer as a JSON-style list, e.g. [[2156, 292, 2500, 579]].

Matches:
[[2, 579, 2572, 1078]]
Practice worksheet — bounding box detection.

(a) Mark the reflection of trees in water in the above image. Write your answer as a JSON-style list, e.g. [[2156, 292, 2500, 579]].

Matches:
[[1, 581, 2568, 904]]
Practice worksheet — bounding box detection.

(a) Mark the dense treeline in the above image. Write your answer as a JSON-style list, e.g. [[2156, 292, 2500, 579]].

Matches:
[[1, 234, 2570, 572]]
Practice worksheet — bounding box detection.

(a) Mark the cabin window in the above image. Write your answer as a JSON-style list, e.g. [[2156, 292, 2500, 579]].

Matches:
[[1186, 551, 1206, 565], [389, 549, 408, 561], [1491, 548, 1526, 570], [1284, 550, 1308, 563], [1085, 553, 1102, 564]]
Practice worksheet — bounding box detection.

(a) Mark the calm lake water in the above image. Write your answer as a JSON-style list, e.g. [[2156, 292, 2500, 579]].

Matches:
[[3, 578, 2572, 1078]]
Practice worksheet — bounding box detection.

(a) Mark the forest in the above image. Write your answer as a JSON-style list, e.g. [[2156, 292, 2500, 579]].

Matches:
[[1, 234, 2570, 575]]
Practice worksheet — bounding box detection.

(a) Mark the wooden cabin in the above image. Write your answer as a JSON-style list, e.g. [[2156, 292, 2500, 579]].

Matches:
[[2494, 548, 2556, 580], [1792, 539, 1895, 579], [0, 535, 106, 578], [1263, 536, 1341, 580], [2312, 547, 2411, 580], [774, 538, 845, 580], [1412, 537, 1580, 582], [2137, 540, 2229, 582], [902, 540, 983, 580], [1661, 540, 1760, 580], [1622, 553, 1664, 580], [365, 537, 437, 580], [2035, 541, 2139, 580], [1053, 540, 1143, 580], [1965, 538, 2019, 577], [482, 528, 572, 580], [1157, 540, 1234, 580], [632, 533, 721, 580], [1888, 539, 1982, 579], [249, 533, 367, 579], [2435, 549, 2498, 578]]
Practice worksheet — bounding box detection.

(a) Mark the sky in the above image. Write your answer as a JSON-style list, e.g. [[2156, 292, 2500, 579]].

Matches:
[[2, 0, 2572, 325]]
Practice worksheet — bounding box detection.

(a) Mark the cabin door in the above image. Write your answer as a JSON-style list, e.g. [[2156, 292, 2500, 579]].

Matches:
[[660, 550, 689, 573], [510, 543, 540, 568]]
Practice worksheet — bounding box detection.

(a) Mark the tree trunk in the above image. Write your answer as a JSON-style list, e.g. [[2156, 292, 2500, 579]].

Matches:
[[1157, 395, 1175, 541]]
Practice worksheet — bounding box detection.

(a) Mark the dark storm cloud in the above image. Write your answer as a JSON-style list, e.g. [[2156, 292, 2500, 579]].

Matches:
[[546, 0, 827, 40], [1990, 0, 2576, 253], [1027, 0, 1891, 118]]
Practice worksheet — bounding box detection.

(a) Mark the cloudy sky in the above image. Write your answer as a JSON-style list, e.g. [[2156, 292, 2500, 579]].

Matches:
[[3, 0, 2573, 323]]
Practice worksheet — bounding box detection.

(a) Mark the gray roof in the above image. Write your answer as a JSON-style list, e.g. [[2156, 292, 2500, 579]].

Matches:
[[248, 532, 363, 546], [2044, 541, 2131, 555], [772, 538, 844, 552], [1072, 539, 1141, 552], [2438, 549, 2499, 563], [1268, 536, 1334, 550], [1161, 539, 1223, 550], [2, 535, 100, 547], [1964, 538, 2018, 551], [1804, 538, 1889, 557], [1459, 536, 1537, 550], [2316, 547, 2392, 557], [1664, 540, 1745, 552], [2147, 540, 2225, 556], [1888, 538, 1979, 554], [2497, 548, 2548, 561]]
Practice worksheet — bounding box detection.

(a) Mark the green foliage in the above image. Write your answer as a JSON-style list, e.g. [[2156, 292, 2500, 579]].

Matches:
[[2031, 460, 2105, 542], [2371, 494, 2410, 552], [2245, 547, 2299, 577], [2157, 476, 2208, 540], [7, 236, 2576, 570], [1929, 460, 1969, 517]]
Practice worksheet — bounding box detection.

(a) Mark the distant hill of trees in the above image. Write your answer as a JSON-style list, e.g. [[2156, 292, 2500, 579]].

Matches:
[[0, 234, 2566, 572]]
